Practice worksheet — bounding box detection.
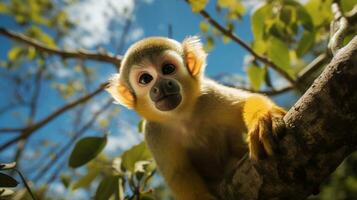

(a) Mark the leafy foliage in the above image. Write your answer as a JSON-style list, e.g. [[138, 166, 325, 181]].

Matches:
[[0, 173, 19, 187], [68, 136, 107, 168]]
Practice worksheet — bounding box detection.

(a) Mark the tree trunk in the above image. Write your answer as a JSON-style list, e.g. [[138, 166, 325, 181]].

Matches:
[[218, 36, 357, 200]]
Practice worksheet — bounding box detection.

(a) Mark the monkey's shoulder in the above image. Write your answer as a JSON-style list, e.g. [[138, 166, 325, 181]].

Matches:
[[193, 79, 251, 118]]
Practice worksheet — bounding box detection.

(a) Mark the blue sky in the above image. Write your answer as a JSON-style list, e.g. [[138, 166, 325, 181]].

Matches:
[[0, 0, 298, 198], [0, 0, 261, 154]]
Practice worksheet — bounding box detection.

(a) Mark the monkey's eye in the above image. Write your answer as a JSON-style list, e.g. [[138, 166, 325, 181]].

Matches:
[[138, 73, 153, 85], [162, 63, 176, 75]]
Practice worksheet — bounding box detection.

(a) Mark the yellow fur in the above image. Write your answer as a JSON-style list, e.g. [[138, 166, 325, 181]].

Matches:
[[107, 37, 286, 199]]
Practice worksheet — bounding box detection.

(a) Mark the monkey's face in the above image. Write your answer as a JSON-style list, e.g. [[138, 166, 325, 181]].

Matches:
[[107, 36, 206, 122], [128, 50, 199, 120]]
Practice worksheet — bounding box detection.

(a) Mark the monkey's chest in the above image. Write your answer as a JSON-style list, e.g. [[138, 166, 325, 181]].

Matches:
[[186, 125, 243, 183]]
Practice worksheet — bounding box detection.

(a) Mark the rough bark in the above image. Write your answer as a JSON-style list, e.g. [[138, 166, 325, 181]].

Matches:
[[218, 36, 357, 200]]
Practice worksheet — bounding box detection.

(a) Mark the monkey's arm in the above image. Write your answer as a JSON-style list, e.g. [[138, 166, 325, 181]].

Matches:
[[243, 95, 286, 160], [144, 122, 216, 200]]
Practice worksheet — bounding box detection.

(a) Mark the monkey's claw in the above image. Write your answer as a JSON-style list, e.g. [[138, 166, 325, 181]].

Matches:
[[247, 107, 286, 160]]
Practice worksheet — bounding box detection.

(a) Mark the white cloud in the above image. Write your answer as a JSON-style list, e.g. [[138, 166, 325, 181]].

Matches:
[[63, 0, 136, 48], [127, 27, 144, 42], [105, 118, 143, 153], [242, 0, 264, 13], [243, 54, 254, 67], [49, 182, 66, 195], [242, 0, 310, 14], [48, 60, 73, 78], [49, 182, 88, 199]]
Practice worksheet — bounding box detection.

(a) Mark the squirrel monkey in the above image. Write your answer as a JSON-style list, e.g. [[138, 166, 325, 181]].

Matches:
[[106, 37, 286, 200]]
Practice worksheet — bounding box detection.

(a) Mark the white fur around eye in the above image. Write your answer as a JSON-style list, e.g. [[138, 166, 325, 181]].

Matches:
[[129, 63, 157, 96]]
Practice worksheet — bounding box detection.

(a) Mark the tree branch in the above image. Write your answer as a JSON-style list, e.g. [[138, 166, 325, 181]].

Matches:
[[0, 28, 122, 66], [297, 53, 329, 81], [218, 36, 357, 200], [227, 85, 294, 96], [0, 82, 108, 151], [184, 0, 296, 85]]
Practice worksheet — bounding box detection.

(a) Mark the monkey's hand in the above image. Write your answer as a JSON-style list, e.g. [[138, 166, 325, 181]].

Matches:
[[243, 95, 286, 160]]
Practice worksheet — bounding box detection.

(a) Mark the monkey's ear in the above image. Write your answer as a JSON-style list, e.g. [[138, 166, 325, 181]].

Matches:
[[182, 36, 207, 77], [106, 73, 135, 109]]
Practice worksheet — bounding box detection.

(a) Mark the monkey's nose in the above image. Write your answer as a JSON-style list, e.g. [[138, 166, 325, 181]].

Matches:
[[163, 79, 179, 94], [150, 78, 180, 102], [167, 80, 173, 88], [153, 87, 159, 94], [150, 85, 163, 101]]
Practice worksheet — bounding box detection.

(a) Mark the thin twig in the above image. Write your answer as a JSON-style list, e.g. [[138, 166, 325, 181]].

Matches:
[[328, 2, 349, 55], [45, 157, 67, 186], [14, 66, 44, 168], [0, 82, 108, 151], [184, 0, 296, 85], [32, 99, 112, 182], [14, 169, 37, 200], [0, 28, 122, 66]]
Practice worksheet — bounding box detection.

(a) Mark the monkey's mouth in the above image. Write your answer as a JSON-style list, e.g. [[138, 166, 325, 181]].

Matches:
[[155, 93, 182, 111]]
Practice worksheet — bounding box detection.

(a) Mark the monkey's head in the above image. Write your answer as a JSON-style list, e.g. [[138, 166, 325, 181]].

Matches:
[[106, 36, 207, 122]]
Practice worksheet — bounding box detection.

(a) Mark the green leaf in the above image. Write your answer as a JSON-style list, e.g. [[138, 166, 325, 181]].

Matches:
[[222, 35, 231, 44], [305, 0, 332, 26], [247, 64, 265, 91], [268, 21, 286, 39], [341, 0, 357, 12], [252, 40, 267, 55], [199, 21, 209, 33], [27, 46, 37, 60], [232, 2, 245, 15], [69, 136, 107, 168], [0, 188, 14, 197], [283, 0, 313, 31], [264, 66, 273, 88], [0, 173, 18, 187], [0, 3, 8, 13], [297, 6, 314, 32], [134, 160, 154, 181], [204, 36, 214, 52], [251, 3, 271, 40], [280, 7, 294, 25], [27, 27, 56, 47], [72, 168, 100, 190], [121, 142, 152, 172], [95, 176, 119, 200], [188, 0, 208, 12], [218, 0, 236, 8], [267, 36, 291, 73], [0, 162, 16, 171], [140, 194, 155, 200], [296, 31, 315, 57], [61, 174, 71, 188], [138, 120, 145, 133], [8, 47, 23, 61]]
